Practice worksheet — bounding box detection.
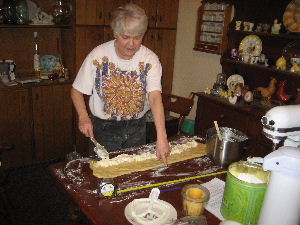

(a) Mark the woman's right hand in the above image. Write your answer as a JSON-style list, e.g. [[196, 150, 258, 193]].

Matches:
[[78, 116, 94, 138]]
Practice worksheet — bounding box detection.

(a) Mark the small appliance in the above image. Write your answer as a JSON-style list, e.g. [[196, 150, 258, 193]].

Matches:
[[257, 105, 300, 225]]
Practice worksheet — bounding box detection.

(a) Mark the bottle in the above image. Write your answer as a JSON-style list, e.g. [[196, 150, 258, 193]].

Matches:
[[52, 0, 72, 25], [33, 31, 41, 79]]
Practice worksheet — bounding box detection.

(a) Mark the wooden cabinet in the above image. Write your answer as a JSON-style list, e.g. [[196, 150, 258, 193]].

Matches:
[[143, 29, 176, 94], [132, 0, 179, 28], [0, 88, 32, 169], [221, 0, 300, 99], [194, 0, 233, 54], [32, 84, 73, 162], [0, 83, 73, 169], [194, 93, 273, 155], [194, 0, 299, 157], [76, 0, 129, 25], [75, 26, 113, 71], [195, 93, 249, 137]]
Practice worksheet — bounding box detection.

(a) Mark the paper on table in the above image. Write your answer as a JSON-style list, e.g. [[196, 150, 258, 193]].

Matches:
[[202, 177, 226, 221]]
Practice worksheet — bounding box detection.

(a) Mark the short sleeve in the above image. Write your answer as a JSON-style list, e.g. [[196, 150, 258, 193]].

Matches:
[[72, 54, 95, 95], [146, 55, 162, 93]]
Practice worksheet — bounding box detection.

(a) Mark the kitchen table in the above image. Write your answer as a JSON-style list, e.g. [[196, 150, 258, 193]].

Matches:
[[49, 137, 226, 225]]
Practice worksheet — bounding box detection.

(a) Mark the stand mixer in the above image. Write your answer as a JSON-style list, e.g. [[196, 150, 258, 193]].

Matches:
[[257, 105, 300, 225], [261, 104, 300, 150]]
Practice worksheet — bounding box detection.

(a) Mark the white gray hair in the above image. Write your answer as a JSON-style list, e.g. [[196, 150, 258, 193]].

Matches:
[[111, 3, 148, 35]]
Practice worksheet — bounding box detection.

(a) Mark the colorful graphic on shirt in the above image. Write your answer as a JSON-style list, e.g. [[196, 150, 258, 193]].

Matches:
[[93, 57, 152, 120]]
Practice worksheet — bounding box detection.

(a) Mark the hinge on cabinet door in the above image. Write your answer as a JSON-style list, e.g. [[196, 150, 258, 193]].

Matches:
[[98, 12, 102, 19]]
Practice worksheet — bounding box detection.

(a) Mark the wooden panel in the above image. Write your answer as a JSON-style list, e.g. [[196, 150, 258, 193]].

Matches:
[[75, 26, 105, 73], [156, 29, 176, 94], [0, 89, 32, 169], [132, 0, 157, 27], [76, 0, 87, 24], [85, 0, 98, 25], [32, 84, 73, 162], [195, 93, 249, 137], [156, 0, 179, 28], [104, 0, 129, 26], [0, 28, 61, 75]]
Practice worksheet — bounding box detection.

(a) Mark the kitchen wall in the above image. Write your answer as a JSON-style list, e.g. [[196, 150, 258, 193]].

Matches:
[[172, 0, 222, 120]]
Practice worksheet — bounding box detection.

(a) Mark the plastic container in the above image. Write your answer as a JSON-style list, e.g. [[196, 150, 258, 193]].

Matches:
[[182, 184, 210, 217], [181, 119, 195, 134], [221, 161, 269, 225]]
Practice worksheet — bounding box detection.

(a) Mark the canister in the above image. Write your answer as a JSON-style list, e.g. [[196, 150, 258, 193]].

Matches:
[[206, 127, 248, 168], [221, 161, 269, 225]]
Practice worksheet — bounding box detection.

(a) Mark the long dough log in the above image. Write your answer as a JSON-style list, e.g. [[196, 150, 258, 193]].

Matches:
[[90, 142, 207, 178]]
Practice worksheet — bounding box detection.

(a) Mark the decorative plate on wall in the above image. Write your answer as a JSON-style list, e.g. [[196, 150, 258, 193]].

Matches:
[[239, 35, 262, 57]]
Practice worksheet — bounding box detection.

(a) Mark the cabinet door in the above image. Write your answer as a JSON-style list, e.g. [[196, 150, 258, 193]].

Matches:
[[195, 96, 249, 137], [103, 27, 114, 42], [132, 0, 157, 27], [76, 0, 104, 25], [102, 0, 129, 25], [0, 89, 32, 169], [133, 0, 178, 28], [32, 84, 73, 162], [76, 0, 87, 24], [76, 27, 105, 72], [156, 0, 178, 28], [143, 29, 176, 94]]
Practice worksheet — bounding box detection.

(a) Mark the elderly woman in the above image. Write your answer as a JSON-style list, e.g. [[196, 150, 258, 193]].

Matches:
[[71, 3, 170, 164]]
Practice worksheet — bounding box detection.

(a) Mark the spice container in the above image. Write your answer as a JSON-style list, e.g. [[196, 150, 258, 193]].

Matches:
[[182, 184, 210, 216]]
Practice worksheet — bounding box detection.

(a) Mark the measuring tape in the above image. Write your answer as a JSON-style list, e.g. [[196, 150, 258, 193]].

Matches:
[[117, 170, 227, 194]]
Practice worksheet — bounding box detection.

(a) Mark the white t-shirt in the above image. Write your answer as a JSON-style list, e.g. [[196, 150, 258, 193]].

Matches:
[[72, 40, 162, 121]]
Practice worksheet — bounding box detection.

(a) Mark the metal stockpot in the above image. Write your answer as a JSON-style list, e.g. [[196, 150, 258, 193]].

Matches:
[[206, 127, 248, 168]]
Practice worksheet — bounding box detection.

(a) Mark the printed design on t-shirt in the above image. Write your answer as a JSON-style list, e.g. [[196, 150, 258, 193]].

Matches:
[[93, 57, 152, 120]]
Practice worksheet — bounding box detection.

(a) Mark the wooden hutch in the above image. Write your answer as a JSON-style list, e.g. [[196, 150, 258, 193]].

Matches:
[[194, 0, 300, 157]]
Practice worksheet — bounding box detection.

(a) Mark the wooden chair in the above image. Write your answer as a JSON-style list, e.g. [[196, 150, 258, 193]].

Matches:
[[162, 92, 196, 135]]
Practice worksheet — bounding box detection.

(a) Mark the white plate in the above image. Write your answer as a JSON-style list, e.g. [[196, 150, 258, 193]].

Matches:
[[239, 35, 262, 57], [125, 198, 177, 225], [226, 74, 244, 92]]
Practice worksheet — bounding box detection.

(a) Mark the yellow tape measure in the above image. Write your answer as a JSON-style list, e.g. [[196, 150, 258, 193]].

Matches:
[[117, 170, 227, 194]]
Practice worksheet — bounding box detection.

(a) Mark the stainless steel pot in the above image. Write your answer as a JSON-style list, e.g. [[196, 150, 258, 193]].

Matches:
[[206, 127, 248, 168]]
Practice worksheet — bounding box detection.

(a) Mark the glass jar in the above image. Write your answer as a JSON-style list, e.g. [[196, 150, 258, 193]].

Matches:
[[16, 0, 29, 24], [52, 0, 71, 25], [3, 0, 17, 24]]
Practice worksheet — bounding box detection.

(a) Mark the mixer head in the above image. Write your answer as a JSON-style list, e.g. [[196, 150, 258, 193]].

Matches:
[[261, 105, 300, 150]]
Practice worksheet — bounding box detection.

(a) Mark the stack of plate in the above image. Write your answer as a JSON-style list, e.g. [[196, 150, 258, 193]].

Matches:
[[283, 0, 300, 33]]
